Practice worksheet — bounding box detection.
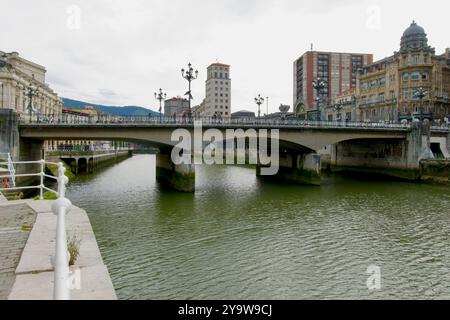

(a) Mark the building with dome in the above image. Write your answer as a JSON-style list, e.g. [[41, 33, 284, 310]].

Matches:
[[356, 21, 450, 123]]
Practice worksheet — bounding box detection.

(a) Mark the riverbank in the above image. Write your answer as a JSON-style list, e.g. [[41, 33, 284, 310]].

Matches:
[[0, 199, 116, 300], [46, 150, 131, 176], [322, 155, 450, 185]]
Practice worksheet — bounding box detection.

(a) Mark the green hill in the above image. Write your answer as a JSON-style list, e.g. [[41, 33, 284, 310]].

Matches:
[[63, 98, 160, 117]]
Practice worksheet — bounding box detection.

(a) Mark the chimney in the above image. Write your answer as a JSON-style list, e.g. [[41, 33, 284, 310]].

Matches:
[[446, 48, 449, 59]]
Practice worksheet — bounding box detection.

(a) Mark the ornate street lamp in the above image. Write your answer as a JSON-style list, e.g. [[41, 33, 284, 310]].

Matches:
[[391, 93, 397, 123], [312, 77, 327, 121], [254, 94, 264, 119], [24, 84, 39, 122], [334, 103, 343, 121], [181, 63, 198, 121], [414, 87, 428, 121], [154, 88, 167, 123], [0, 81, 3, 109]]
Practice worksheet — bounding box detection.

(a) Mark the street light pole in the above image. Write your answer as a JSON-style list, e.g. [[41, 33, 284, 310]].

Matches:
[[391, 93, 397, 123], [312, 77, 326, 121], [334, 103, 343, 121], [154, 88, 167, 123], [414, 87, 428, 121], [254, 94, 264, 119], [181, 63, 198, 122], [0, 81, 3, 109], [24, 84, 39, 122]]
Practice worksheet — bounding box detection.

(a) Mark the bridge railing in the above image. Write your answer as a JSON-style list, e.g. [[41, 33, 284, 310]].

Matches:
[[18, 114, 429, 130], [0, 158, 74, 300]]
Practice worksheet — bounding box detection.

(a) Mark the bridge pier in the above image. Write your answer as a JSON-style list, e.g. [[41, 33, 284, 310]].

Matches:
[[156, 151, 195, 192], [0, 109, 20, 160], [17, 138, 44, 186], [257, 152, 321, 186], [330, 122, 432, 180]]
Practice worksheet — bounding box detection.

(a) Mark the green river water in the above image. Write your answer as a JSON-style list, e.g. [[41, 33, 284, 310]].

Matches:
[[66, 155, 450, 300]]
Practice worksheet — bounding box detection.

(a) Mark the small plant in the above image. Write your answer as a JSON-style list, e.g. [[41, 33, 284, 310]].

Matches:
[[34, 192, 58, 201], [21, 223, 33, 232], [67, 235, 81, 266]]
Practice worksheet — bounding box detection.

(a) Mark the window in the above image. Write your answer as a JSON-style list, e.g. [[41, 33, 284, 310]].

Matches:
[[361, 96, 367, 105], [370, 80, 377, 88], [422, 72, 429, 80], [379, 78, 386, 86], [402, 89, 409, 100], [370, 94, 377, 104], [380, 93, 385, 103], [402, 73, 409, 81], [412, 55, 420, 64], [411, 72, 420, 81], [403, 55, 409, 66]]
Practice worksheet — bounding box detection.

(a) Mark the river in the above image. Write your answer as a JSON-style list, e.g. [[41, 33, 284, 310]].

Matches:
[[66, 155, 450, 300]]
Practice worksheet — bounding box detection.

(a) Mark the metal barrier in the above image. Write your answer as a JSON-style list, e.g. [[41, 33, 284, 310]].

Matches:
[[0, 157, 74, 300], [0, 153, 16, 188], [19, 114, 426, 130]]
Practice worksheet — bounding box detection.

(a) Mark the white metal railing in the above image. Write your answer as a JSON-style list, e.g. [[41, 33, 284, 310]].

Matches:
[[0, 159, 74, 300], [0, 153, 16, 188]]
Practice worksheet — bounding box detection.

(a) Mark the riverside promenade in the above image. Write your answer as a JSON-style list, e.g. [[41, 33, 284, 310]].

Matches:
[[0, 198, 117, 300]]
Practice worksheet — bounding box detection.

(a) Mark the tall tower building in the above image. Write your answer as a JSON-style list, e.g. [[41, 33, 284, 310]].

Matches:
[[293, 51, 373, 119], [204, 63, 231, 118]]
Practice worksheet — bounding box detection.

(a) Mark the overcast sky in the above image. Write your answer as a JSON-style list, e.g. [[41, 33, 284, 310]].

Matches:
[[0, 0, 448, 113]]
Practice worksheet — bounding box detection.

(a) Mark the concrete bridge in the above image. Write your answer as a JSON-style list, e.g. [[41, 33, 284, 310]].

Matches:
[[1, 110, 449, 191]]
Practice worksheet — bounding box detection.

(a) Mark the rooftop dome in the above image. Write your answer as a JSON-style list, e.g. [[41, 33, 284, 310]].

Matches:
[[400, 21, 429, 52]]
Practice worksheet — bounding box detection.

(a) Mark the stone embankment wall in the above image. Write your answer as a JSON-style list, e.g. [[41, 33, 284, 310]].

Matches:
[[420, 160, 450, 185]]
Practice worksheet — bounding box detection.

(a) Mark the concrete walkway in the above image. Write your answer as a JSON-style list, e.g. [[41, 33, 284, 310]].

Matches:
[[0, 203, 36, 300], [0, 200, 117, 300]]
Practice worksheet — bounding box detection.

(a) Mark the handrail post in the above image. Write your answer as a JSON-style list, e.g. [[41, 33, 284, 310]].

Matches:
[[39, 159, 45, 200], [51, 162, 72, 300]]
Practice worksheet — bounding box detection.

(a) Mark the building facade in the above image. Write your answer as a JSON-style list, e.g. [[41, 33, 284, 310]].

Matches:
[[324, 88, 357, 121], [0, 51, 63, 118], [164, 97, 189, 117], [204, 63, 231, 118], [357, 21, 450, 123], [293, 51, 373, 119]]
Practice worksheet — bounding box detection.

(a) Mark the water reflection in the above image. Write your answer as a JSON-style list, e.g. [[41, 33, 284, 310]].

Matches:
[[67, 155, 450, 300]]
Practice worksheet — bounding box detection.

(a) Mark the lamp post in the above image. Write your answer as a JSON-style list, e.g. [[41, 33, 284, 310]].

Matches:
[[181, 63, 198, 122], [154, 88, 167, 123], [312, 77, 326, 121], [0, 81, 3, 109], [24, 84, 39, 122], [254, 94, 264, 119], [334, 103, 343, 121], [414, 87, 428, 121], [391, 93, 397, 123]]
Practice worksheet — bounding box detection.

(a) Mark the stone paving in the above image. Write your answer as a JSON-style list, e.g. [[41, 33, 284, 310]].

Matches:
[[0, 203, 36, 300]]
